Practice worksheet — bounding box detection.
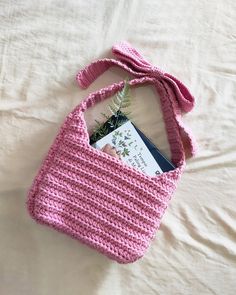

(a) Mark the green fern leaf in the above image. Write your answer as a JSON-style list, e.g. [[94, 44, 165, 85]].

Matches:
[[90, 79, 132, 143], [109, 79, 131, 115], [101, 112, 110, 120], [108, 104, 118, 115]]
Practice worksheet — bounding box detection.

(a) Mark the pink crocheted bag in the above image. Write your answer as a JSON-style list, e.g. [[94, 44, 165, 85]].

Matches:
[[27, 42, 197, 264]]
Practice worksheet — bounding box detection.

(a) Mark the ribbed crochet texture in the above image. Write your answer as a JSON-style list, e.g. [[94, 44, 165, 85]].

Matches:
[[27, 42, 197, 263]]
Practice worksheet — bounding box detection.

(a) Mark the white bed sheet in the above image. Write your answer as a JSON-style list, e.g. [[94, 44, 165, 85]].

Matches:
[[0, 0, 236, 294]]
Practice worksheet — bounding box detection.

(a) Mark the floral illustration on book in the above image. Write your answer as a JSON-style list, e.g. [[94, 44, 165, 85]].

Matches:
[[109, 128, 143, 158]]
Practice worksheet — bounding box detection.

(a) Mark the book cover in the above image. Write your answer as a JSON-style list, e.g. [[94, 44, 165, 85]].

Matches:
[[90, 114, 175, 176], [93, 121, 163, 176]]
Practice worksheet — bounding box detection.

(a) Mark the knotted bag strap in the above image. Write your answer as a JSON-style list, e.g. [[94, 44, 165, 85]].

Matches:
[[75, 41, 197, 166]]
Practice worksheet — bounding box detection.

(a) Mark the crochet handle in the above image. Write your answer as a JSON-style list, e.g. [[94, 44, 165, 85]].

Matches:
[[76, 42, 197, 161]]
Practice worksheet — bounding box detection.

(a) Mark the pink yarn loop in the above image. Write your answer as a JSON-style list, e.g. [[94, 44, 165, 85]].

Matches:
[[112, 41, 152, 71], [111, 41, 195, 113], [77, 41, 195, 113], [76, 41, 197, 157]]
